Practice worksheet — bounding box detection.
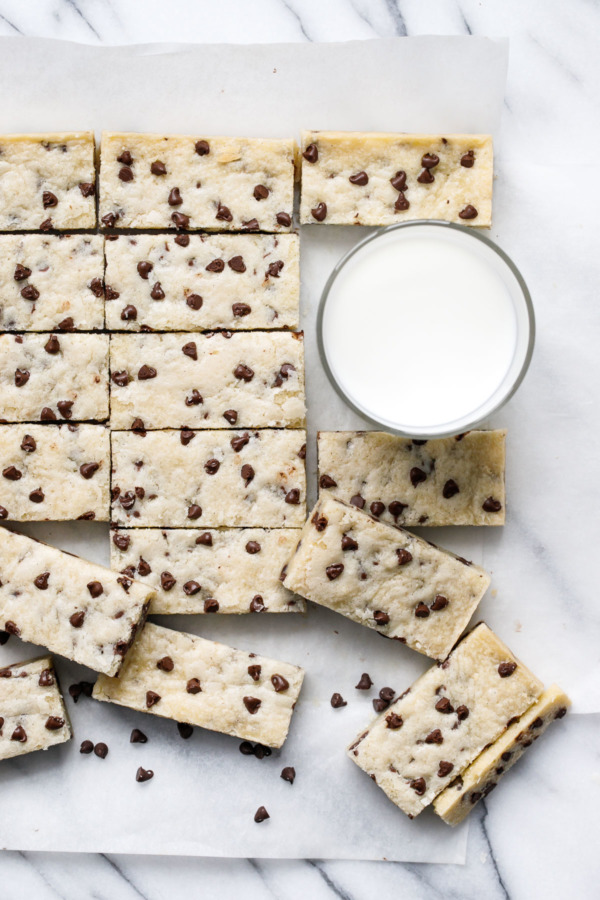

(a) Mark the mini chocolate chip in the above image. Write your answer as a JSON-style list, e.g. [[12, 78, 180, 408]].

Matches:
[[94, 742, 109, 759], [470, 792, 483, 804], [280, 766, 296, 784], [374, 610, 390, 625], [276, 211, 292, 227], [431, 595, 449, 612], [157, 656, 174, 672], [389, 501, 408, 519], [319, 474, 337, 489], [171, 212, 190, 229], [266, 260, 284, 278], [234, 364, 254, 382], [89, 277, 104, 297], [77, 511, 96, 520], [38, 668, 54, 687], [555, 707, 568, 719], [456, 705, 469, 720], [10, 725, 27, 742], [45, 716, 65, 731], [367, 501, 384, 518], [5, 620, 21, 635], [396, 549, 413, 566], [390, 170, 407, 191], [119, 166, 134, 182], [350, 494, 365, 509], [410, 467, 427, 487], [117, 150, 133, 165], [438, 760, 454, 777], [3, 465, 22, 480], [111, 370, 130, 387], [168, 187, 183, 206], [136, 558, 151, 577], [498, 661, 517, 678], [14, 264, 32, 281], [40, 218, 52, 231], [530, 717, 544, 730], [137, 261, 153, 280], [341, 534, 358, 551], [216, 204, 233, 222], [183, 581, 201, 596], [246, 540, 261, 554], [311, 202, 327, 221], [248, 664, 262, 681], [136, 766, 154, 782], [44, 334, 60, 354], [461, 150, 475, 168], [70, 611, 85, 628], [303, 143, 318, 163], [175, 234, 190, 247], [180, 428, 195, 445], [244, 696, 261, 714], [435, 697, 454, 713], [28, 489, 44, 503], [298, 443, 306, 459], [331, 693, 347, 708], [79, 462, 100, 479], [14, 368, 30, 388], [285, 489, 300, 505], [58, 316, 75, 331], [421, 153, 440, 169], [0, 508, 7, 520], [254, 806, 269, 823], [409, 777, 426, 795], [443, 479, 460, 499], [57, 400, 73, 419], [206, 258, 225, 274], [385, 713, 403, 729], [195, 140, 210, 155], [349, 171, 369, 185], [105, 286, 120, 300], [121, 304, 137, 320], [378, 688, 394, 704], [195, 532, 213, 546], [231, 432, 250, 452], [372, 698, 390, 713], [205, 458, 220, 475], [253, 184, 269, 200], [417, 168, 435, 184], [146, 691, 161, 708], [130, 728, 148, 743], [394, 191, 411, 211], [459, 205, 478, 220], [182, 341, 197, 360], [150, 282, 165, 301], [483, 497, 502, 512], [186, 678, 202, 694], [204, 598, 219, 613], [271, 674, 290, 692], [425, 728, 444, 744], [239, 740, 255, 755], [160, 572, 176, 591], [355, 673, 372, 690], [185, 389, 203, 406], [326, 563, 344, 581], [80, 740, 94, 754], [186, 293, 203, 310], [84, 581, 103, 600], [113, 533, 130, 550], [250, 595, 265, 613], [188, 505, 202, 520], [42, 190, 58, 208], [151, 160, 167, 175], [175, 722, 193, 740], [228, 255, 246, 273]]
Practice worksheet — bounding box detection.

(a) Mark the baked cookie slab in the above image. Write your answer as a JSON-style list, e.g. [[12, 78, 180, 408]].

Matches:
[[300, 131, 492, 227], [111, 527, 304, 615], [0, 424, 109, 522], [104, 233, 299, 331], [0, 132, 96, 230], [282, 495, 490, 659], [93, 622, 304, 748], [0, 528, 153, 676], [348, 623, 543, 818], [318, 430, 506, 527], [99, 132, 295, 232]]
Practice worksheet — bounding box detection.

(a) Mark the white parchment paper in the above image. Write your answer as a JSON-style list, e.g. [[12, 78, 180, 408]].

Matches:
[[0, 35, 509, 861]]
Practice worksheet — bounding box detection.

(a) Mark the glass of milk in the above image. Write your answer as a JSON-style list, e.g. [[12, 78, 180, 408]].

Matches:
[[317, 221, 534, 438]]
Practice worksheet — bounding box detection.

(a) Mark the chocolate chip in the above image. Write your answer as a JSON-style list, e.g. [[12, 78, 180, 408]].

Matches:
[[40, 218, 53, 231], [459, 205, 478, 220], [390, 171, 407, 191], [438, 761, 454, 777], [326, 563, 344, 581], [136, 766, 154, 782], [181, 341, 198, 361], [202, 597, 219, 614], [248, 664, 262, 681], [206, 258, 225, 273], [89, 277, 104, 297], [421, 153, 440, 169], [392, 191, 410, 211], [3, 465, 22, 480], [195, 532, 213, 546], [461, 150, 475, 168], [0, 508, 7, 520], [113, 533, 130, 550], [303, 143, 318, 163], [80, 740, 94, 754], [146, 691, 161, 708], [45, 716, 65, 731], [183, 581, 201, 596], [204, 458, 220, 475], [330, 692, 347, 708], [435, 697, 454, 713], [319, 474, 337, 489], [456, 705, 469, 720], [136, 260, 153, 280], [271, 674, 290, 692], [149, 159, 166, 175], [341, 534, 358, 551], [42, 190, 58, 208], [79, 462, 100, 479], [157, 656, 174, 672], [311, 202, 327, 221], [425, 728, 443, 744], [385, 713, 403, 729], [12, 366, 29, 391], [374, 610, 390, 626], [239, 741, 255, 756], [409, 777, 426, 795], [117, 150, 133, 165], [280, 766, 296, 784], [195, 140, 210, 155], [20, 436, 36, 457], [102, 212, 118, 227], [184, 292, 202, 311], [69, 611, 85, 628], [216, 204, 233, 222], [175, 234, 190, 247], [231, 432, 250, 452], [160, 572, 176, 591], [442, 479, 460, 499], [9, 725, 26, 743], [185, 389, 203, 406], [250, 595, 265, 613], [56, 400, 73, 419], [350, 494, 365, 509], [244, 697, 261, 714], [555, 707, 568, 719], [498, 662, 517, 678], [180, 428, 195, 445], [234, 364, 254, 382], [410, 467, 427, 487], [5, 620, 21, 635], [119, 166, 134, 182], [349, 171, 369, 185], [43, 334, 60, 354], [483, 497, 502, 512], [14, 264, 32, 281], [266, 260, 284, 278], [245, 540, 261, 554], [228, 255, 246, 273], [187, 505, 202, 519], [285, 489, 300, 505], [111, 370, 130, 387], [105, 285, 120, 301], [168, 187, 183, 206], [171, 212, 190, 229], [417, 168, 435, 184], [231, 303, 251, 319], [183, 677, 201, 695], [253, 184, 270, 200], [94, 742, 108, 759], [276, 211, 292, 227], [121, 304, 137, 321], [355, 673, 372, 690], [28, 488, 44, 503], [38, 668, 54, 687], [254, 806, 270, 823], [431, 595, 449, 611], [78, 511, 96, 521], [395, 549, 412, 566], [150, 282, 165, 301]]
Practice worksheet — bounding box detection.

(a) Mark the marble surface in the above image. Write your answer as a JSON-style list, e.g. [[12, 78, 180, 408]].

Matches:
[[0, 1, 599, 898]]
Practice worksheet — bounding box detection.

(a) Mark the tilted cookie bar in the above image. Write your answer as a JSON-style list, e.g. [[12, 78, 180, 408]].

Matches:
[[111, 429, 306, 528], [99, 132, 295, 232], [0, 132, 96, 230], [318, 430, 506, 527], [299, 131, 492, 227], [0, 235, 104, 332], [111, 527, 304, 615], [109, 331, 305, 430], [282, 495, 490, 659], [0, 654, 71, 762], [0, 529, 153, 675], [104, 233, 299, 331], [0, 424, 109, 522], [348, 623, 543, 818], [433, 684, 570, 826], [93, 622, 304, 747], [0, 333, 109, 423]]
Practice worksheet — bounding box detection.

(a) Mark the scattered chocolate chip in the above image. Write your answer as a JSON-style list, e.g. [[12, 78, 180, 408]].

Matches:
[[245, 540, 261, 554], [80, 740, 94, 754], [130, 728, 148, 743], [438, 760, 454, 777], [3, 465, 22, 480], [182, 580, 201, 597], [136, 766, 154, 782], [187, 504, 203, 520], [204, 598, 219, 613], [180, 428, 195, 445], [285, 488, 300, 505], [121, 304, 137, 321], [216, 204, 233, 222], [182, 341, 197, 360], [409, 777, 426, 795], [56, 400, 73, 419], [456, 705, 469, 720], [266, 260, 284, 278], [326, 563, 344, 581], [254, 806, 269, 823], [45, 716, 65, 731], [94, 742, 108, 759], [372, 698, 390, 713], [102, 212, 118, 228], [168, 187, 183, 206], [113, 533, 130, 551], [14, 368, 30, 387], [38, 668, 54, 687], [431, 595, 449, 611], [421, 153, 440, 169], [414, 602, 430, 618], [350, 494, 365, 509], [341, 534, 358, 551], [390, 171, 407, 191], [435, 697, 454, 713], [206, 258, 225, 273], [349, 171, 369, 185], [228, 255, 246, 273], [69, 611, 85, 628], [185, 389, 203, 406], [396, 549, 413, 566], [150, 160, 167, 175], [234, 364, 254, 382], [425, 728, 443, 744], [43, 334, 60, 354], [79, 462, 100, 481], [248, 665, 262, 681], [185, 678, 202, 695], [459, 205, 478, 220], [175, 234, 190, 247], [118, 166, 134, 182], [244, 696, 261, 714], [311, 202, 327, 221], [483, 497, 502, 512], [185, 293, 203, 310], [330, 692, 347, 708], [111, 370, 130, 387], [417, 168, 435, 184], [157, 656, 174, 672], [355, 673, 372, 690], [204, 458, 220, 475], [498, 661, 517, 678], [150, 282, 165, 301], [319, 474, 337, 489], [374, 610, 390, 626], [42, 190, 58, 208], [117, 150, 133, 165], [280, 766, 296, 784], [410, 467, 427, 487], [89, 277, 104, 297], [231, 432, 250, 452], [250, 595, 265, 613], [389, 501, 408, 520], [86, 581, 103, 599], [146, 691, 161, 708], [232, 303, 252, 317], [253, 184, 270, 201], [555, 707, 568, 719], [460, 150, 475, 168], [385, 713, 403, 729], [5, 620, 21, 635], [195, 140, 210, 156], [160, 572, 176, 591], [442, 479, 460, 500], [271, 674, 290, 692], [14, 264, 32, 281], [171, 212, 190, 229], [276, 211, 292, 227], [177, 722, 193, 739]]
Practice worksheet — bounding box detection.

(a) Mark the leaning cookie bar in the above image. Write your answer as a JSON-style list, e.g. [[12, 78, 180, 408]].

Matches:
[[318, 430, 506, 526], [300, 131, 492, 226], [93, 622, 304, 747], [0, 529, 152, 675], [348, 623, 543, 818], [283, 495, 490, 659]]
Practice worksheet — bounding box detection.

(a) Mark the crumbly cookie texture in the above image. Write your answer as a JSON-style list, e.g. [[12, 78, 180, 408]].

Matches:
[[104, 233, 299, 331], [0, 655, 72, 762], [0, 424, 110, 522], [111, 527, 304, 615], [0, 132, 96, 230], [0, 235, 104, 332], [299, 131, 492, 227], [110, 429, 306, 528], [0, 529, 153, 676], [93, 622, 304, 748], [282, 495, 490, 659], [99, 132, 296, 232], [347, 623, 543, 818], [318, 430, 506, 527], [109, 331, 305, 430], [433, 684, 570, 826], [0, 333, 109, 423]]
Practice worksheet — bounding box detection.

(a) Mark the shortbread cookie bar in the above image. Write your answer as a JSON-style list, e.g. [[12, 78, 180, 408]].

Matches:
[[0, 529, 152, 675], [109, 331, 305, 430], [0, 333, 109, 423], [299, 131, 492, 227], [348, 623, 543, 818], [0, 132, 96, 230], [0, 655, 71, 762], [104, 233, 299, 331], [93, 622, 304, 747], [99, 132, 295, 232], [111, 429, 306, 528], [282, 495, 490, 659], [0, 235, 104, 332], [433, 684, 570, 826], [0, 424, 109, 522], [111, 527, 304, 615], [318, 430, 506, 527]]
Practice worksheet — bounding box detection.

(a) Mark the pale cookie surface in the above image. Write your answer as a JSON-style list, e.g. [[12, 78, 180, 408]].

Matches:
[[99, 132, 295, 231], [0, 424, 110, 522], [283, 495, 490, 659], [300, 131, 492, 227], [0, 655, 71, 762], [0, 132, 96, 230], [348, 623, 543, 818], [111, 428, 306, 528], [93, 622, 304, 747], [104, 233, 299, 331], [0, 234, 104, 332], [433, 684, 570, 826], [318, 430, 506, 526], [0, 333, 109, 423], [111, 527, 304, 615], [0, 529, 153, 676]]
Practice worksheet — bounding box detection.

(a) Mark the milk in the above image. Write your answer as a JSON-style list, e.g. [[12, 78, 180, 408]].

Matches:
[[320, 224, 533, 436]]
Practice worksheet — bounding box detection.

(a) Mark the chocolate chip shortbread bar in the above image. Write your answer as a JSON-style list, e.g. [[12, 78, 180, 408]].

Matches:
[[318, 430, 506, 527], [0, 132, 96, 230], [111, 527, 304, 615], [104, 233, 299, 331], [348, 623, 543, 818], [0, 655, 71, 762], [0, 424, 109, 522], [99, 132, 296, 232], [93, 622, 304, 747], [282, 495, 490, 659], [0, 528, 152, 675], [300, 131, 492, 227]]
